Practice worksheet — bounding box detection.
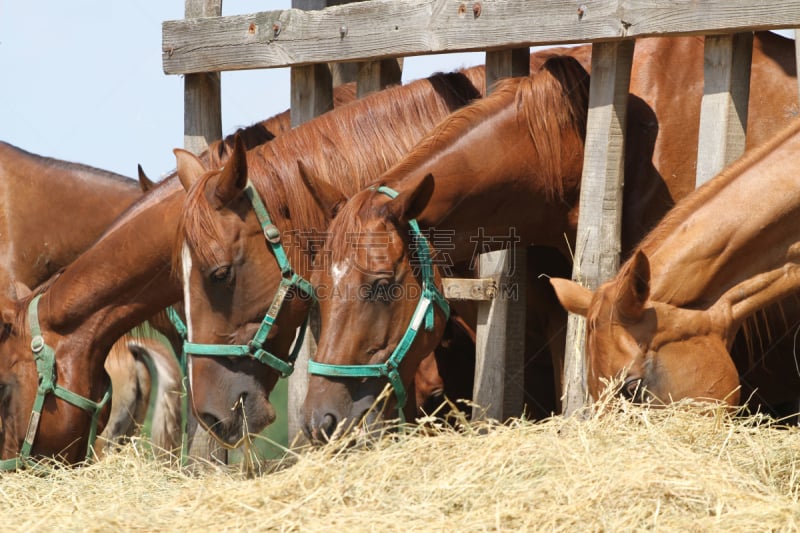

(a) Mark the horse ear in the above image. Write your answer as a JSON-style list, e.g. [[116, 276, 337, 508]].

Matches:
[[550, 278, 591, 316], [137, 164, 156, 192], [213, 134, 248, 207], [174, 149, 208, 192], [385, 173, 435, 223], [616, 250, 651, 321], [297, 160, 347, 221]]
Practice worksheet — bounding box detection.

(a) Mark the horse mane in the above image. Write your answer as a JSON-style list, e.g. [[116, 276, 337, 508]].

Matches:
[[636, 118, 800, 256], [176, 71, 484, 271], [326, 55, 590, 264]]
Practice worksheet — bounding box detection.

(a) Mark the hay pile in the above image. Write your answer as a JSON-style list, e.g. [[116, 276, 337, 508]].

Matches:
[[2, 398, 799, 531]]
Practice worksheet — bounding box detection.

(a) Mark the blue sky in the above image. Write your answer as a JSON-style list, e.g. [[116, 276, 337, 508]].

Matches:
[[1, 1, 486, 180]]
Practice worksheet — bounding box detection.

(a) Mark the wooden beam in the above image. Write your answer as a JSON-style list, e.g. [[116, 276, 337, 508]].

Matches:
[[796, 30, 800, 104], [290, 63, 334, 127], [472, 247, 527, 421], [469, 48, 530, 422], [356, 58, 403, 98], [183, 0, 222, 155], [562, 40, 634, 416], [695, 33, 753, 186], [162, 0, 800, 75], [442, 277, 497, 301]]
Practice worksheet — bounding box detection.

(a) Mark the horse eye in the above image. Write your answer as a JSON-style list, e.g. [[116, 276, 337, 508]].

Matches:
[[210, 265, 234, 285], [370, 278, 393, 302]]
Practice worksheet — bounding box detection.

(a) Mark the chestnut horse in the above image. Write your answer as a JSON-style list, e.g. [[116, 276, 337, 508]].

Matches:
[[550, 119, 800, 408], [301, 34, 799, 437], [0, 107, 306, 465], [176, 32, 797, 445], [0, 141, 142, 293]]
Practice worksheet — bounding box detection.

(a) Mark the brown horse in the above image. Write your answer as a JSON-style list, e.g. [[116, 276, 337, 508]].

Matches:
[[0, 141, 142, 293], [550, 119, 800, 407], [176, 32, 798, 445], [301, 33, 799, 438], [0, 107, 306, 464]]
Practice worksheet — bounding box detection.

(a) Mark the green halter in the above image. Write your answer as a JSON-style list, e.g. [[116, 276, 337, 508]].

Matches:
[[306, 185, 450, 419], [0, 294, 112, 471], [182, 180, 316, 378]]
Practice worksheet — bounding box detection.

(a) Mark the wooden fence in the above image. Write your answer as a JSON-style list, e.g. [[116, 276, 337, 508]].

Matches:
[[164, 0, 800, 440]]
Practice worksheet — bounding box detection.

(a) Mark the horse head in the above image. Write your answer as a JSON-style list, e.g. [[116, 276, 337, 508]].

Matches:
[[303, 171, 449, 442], [176, 136, 311, 447], [551, 250, 742, 406]]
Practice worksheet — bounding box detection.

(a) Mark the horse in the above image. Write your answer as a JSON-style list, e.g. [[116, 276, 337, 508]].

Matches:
[[0, 141, 142, 293], [550, 118, 800, 408], [300, 32, 799, 439], [99, 335, 182, 456], [0, 105, 308, 465], [176, 32, 798, 445]]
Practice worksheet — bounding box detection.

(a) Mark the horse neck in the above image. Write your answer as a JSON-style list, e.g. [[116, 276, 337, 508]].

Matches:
[[643, 124, 800, 306], [382, 92, 584, 263], [251, 70, 486, 275], [0, 142, 142, 289], [38, 177, 184, 369]]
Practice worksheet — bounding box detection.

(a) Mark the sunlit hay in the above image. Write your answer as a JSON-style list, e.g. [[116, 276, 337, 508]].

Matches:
[[2, 395, 800, 531]]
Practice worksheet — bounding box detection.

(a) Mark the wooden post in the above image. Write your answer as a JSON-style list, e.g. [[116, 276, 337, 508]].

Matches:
[[796, 30, 800, 104], [183, 0, 222, 155], [562, 40, 634, 416], [356, 59, 403, 98], [695, 33, 753, 186], [183, 0, 226, 465], [470, 49, 529, 421]]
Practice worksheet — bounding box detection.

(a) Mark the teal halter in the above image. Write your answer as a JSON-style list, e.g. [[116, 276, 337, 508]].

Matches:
[[306, 185, 450, 418], [182, 180, 316, 379], [0, 294, 112, 471]]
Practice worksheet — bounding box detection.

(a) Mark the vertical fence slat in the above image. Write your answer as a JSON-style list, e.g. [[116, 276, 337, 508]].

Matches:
[[562, 40, 634, 416], [695, 33, 753, 186], [183, 0, 222, 155], [182, 0, 226, 465], [471, 49, 529, 421], [357, 59, 403, 98]]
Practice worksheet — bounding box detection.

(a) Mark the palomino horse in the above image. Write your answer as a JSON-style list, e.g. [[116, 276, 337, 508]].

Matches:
[[177, 32, 797, 445], [300, 33, 799, 438], [0, 107, 308, 465], [550, 119, 800, 408], [100, 335, 182, 455]]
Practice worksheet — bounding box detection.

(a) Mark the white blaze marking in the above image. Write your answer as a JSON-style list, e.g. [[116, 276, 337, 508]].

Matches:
[[331, 259, 350, 290], [181, 242, 195, 392]]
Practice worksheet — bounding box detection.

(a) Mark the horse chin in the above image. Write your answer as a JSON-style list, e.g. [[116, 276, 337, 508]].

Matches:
[[200, 395, 276, 448]]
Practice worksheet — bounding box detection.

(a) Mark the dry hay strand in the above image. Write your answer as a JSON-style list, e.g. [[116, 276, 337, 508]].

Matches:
[[2, 394, 800, 532]]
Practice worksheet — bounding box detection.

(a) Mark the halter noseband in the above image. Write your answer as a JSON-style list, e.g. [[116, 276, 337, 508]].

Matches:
[[182, 180, 316, 378], [306, 185, 450, 418], [0, 294, 112, 471]]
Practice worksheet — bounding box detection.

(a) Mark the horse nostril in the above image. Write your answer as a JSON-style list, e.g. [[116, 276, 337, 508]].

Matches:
[[320, 413, 337, 439], [201, 413, 221, 431], [621, 378, 643, 401]]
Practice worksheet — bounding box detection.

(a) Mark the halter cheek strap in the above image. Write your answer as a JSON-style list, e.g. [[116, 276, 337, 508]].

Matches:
[[0, 294, 112, 471], [182, 179, 315, 378], [306, 185, 450, 420]]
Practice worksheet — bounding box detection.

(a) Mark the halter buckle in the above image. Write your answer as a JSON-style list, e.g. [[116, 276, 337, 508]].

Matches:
[[30, 335, 45, 353], [264, 224, 281, 244]]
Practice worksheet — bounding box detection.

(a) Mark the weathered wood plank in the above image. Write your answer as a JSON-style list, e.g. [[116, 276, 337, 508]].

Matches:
[[562, 40, 634, 416], [290, 63, 334, 127], [183, 0, 222, 155], [695, 33, 753, 186], [356, 58, 402, 98], [469, 48, 530, 421], [472, 247, 527, 421], [796, 30, 800, 104], [163, 0, 800, 75], [442, 277, 497, 301]]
